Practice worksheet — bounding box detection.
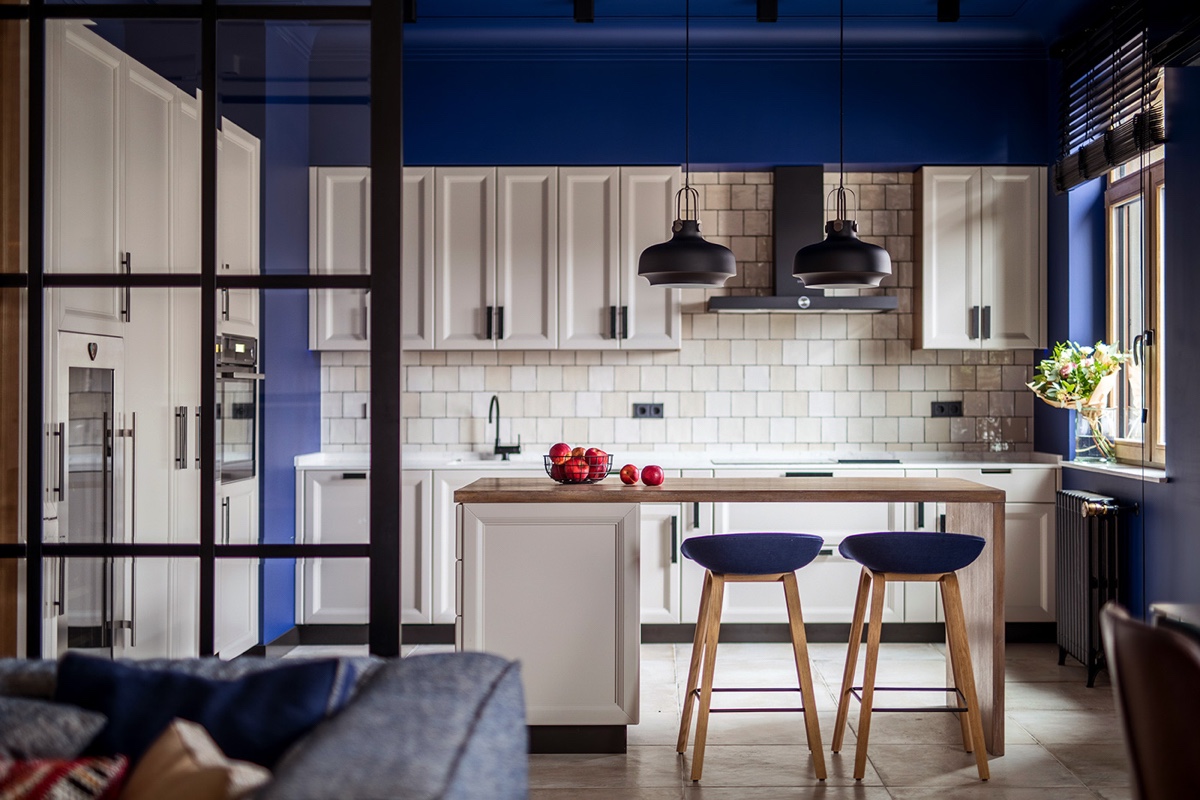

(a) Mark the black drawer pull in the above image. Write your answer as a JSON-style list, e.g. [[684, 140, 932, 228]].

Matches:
[[818, 548, 834, 557], [981, 468, 1012, 474], [785, 471, 834, 478], [341, 472, 368, 480]]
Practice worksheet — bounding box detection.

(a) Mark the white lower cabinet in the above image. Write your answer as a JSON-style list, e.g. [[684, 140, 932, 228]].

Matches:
[[937, 467, 1058, 623], [707, 470, 903, 624], [215, 482, 259, 658]]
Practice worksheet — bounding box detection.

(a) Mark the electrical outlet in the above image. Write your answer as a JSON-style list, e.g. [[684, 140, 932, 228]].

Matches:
[[930, 401, 963, 418], [632, 403, 665, 419]]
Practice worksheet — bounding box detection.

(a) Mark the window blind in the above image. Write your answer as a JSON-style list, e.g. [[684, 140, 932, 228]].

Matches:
[[1054, 1, 1164, 192]]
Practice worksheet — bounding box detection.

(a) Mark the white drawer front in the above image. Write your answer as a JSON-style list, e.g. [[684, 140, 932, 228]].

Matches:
[[936, 467, 1057, 504]]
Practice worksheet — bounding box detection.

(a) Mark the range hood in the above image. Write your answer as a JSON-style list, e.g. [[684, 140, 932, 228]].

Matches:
[[707, 166, 898, 313]]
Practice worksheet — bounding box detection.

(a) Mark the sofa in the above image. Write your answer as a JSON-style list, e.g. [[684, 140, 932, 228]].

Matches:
[[0, 651, 529, 800]]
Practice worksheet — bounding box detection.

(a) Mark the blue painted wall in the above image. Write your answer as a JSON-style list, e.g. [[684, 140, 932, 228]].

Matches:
[[259, 29, 322, 645], [312, 50, 1050, 167]]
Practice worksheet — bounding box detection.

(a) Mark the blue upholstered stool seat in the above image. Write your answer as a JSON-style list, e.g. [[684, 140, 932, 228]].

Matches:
[[838, 531, 985, 575], [681, 532, 824, 575]]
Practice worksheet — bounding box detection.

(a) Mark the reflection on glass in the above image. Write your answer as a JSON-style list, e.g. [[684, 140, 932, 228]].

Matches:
[[1112, 197, 1145, 443], [1, 21, 26, 275], [48, 558, 199, 660], [1157, 184, 1166, 446], [0, 290, 22, 657]]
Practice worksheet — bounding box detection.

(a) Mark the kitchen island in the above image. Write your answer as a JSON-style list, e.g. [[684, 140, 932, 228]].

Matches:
[[455, 476, 1007, 756]]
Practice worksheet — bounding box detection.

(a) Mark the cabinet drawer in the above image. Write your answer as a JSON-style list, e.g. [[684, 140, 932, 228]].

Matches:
[[936, 467, 1057, 504]]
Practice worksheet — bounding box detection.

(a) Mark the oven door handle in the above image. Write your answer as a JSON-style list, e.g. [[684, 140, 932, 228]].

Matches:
[[217, 371, 266, 381]]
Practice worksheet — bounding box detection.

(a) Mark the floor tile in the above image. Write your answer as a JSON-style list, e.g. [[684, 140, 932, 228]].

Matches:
[[1004, 680, 1117, 711], [888, 787, 1099, 800], [1007, 709, 1124, 745], [693, 744, 880, 787], [529, 747, 689, 789], [1042, 742, 1132, 788], [866, 743, 1085, 789], [686, 786, 891, 799]]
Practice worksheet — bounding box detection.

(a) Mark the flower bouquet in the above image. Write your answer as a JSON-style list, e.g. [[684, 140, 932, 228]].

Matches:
[[1027, 341, 1130, 462]]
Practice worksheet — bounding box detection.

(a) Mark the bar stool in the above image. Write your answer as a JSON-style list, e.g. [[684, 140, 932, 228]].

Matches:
[[831, 531, 989, 781], [676, 532, 827, 783]]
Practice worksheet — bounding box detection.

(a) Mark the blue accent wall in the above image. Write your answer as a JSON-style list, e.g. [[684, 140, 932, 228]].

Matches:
[[259, 28, 321, 645]]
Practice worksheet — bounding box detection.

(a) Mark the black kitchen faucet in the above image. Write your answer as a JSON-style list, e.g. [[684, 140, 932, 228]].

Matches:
[[488, 394, 522, 460]]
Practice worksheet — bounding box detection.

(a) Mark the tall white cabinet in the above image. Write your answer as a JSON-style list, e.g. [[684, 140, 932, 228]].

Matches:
[[915, 166, 1046, 350]]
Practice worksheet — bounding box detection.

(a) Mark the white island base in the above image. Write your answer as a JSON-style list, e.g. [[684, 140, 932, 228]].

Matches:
[[458, 502, 641, 752]]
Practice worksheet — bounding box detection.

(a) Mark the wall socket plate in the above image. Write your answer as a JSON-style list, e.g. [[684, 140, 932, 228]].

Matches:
[[633, 403, 664, 419], [930, 401, 963, 418]]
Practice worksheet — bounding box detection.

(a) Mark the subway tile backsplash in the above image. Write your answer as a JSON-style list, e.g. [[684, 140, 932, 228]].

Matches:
[[320, 170, 1036, 455]]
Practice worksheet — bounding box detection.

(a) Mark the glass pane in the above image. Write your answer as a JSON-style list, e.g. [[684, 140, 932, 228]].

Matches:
[[0, 288, 23, 658], [1111, 196, 1145, 442], [45, 19, 202, 273], [1157, 183, 1166, 447], [218, 21, 370, 276], [2, 20, 26, 274], [44, 557, 199, 660], [49, 289, 202, 544]]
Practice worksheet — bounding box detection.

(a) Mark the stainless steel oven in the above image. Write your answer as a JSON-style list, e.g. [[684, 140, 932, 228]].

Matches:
[[216, 334, 262, 484]]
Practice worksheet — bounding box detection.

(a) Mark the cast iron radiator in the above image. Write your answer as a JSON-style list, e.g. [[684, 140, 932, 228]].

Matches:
[[1055, 489, 1126, 687]]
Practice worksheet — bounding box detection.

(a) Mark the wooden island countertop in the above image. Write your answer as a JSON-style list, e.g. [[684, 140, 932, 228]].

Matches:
[[454, 476, 1006, 505]]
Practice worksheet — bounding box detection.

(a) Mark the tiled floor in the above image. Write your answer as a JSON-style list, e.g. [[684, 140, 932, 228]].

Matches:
[[289, 641, 1131, 799], [532, 642, 1129, 800]]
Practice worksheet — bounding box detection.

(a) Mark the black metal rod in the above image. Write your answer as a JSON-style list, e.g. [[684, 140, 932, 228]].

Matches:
[[37, 543, 371, 558], [198, 0, 218, 657], [370, 0, 405, 658], [43, 273, 370, 289], [24, 0, 48, 659]]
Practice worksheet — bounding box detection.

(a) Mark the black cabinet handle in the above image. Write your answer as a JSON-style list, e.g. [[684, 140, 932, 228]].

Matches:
[[917, 502, 925, 529], [982, 305, 992, 339], [692, 502, 700, 529], [969, 306, 980, 339], [620, 305, 629, 340], [52, 422, 65, 501], [981, 468, 1011, 474], [938, 513, 946, 533], [818, 548, 834, 557], [785, 471, 834, 478], [221, 287, 230, 321], [609, 305, 618, 340], [670, 516, 678, 564], [175, 406, 188, 470], [485, 305, 493, 340], [497, 306, 505, 340], [121, 252, 132, 322], [341, 472, 368, 480]]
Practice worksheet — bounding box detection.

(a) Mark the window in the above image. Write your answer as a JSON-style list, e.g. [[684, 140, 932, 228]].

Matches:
[[1106, 152, 1165, 466]]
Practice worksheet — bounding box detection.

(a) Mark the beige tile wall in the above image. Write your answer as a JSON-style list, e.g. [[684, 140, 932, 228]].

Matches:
[[320, 170, 1036, 454]]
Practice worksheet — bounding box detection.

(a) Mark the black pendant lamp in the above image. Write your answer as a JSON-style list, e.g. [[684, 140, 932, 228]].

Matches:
[[638, 0, 736, 289], [793, 0, 891, 289]]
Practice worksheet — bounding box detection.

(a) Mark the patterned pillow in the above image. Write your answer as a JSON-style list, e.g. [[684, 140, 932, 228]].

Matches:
[[0, 697, 107, 759], [0, 755, 127, 800]]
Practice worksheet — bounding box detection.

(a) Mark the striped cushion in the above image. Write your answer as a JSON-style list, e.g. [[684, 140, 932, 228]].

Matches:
[[0, 755, 127, 799], [838, 532, 985, 574], [680, 533, 824, 575]]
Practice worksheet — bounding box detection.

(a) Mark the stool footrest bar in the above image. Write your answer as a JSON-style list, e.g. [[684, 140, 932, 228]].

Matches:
[[849, 685, 968, 713], [709, 707, 809, 714]]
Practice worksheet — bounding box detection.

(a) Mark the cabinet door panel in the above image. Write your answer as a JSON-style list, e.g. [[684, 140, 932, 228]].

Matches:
[[1004, 502, 1055, 622], [435, 168, 495, 349], [300, 471, 369, 624], [401, 471, 433, 624], [216, 488, 258, 658], [309, 167, 370, 350], [918, 167, 980, 350], [640, 502, 682, 624], [981, 167, 1045, 349], [403, 167, 436, 350], [123, 61, 173, 275], [497, 168, 557, 349], [559, 168, 621, 350], [48, 24, 123, 330], [620, 167, 681, 350], [218, 119, 259, 337]]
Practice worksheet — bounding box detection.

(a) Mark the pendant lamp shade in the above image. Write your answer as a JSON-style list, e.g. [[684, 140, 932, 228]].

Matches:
[[639, 218, 737, 288], [793, 0, 892, 290], [636, 0, 736, 289]]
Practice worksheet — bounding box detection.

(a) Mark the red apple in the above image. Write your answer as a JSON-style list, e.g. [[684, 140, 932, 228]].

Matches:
[[619, 464, 639, 485], [549, 462, 566, 481], [564, 457, 590, 483], [549, 442, 572, 465], [571, 446, 587, 459], [586, 448, 608, 481], [641, 465, 665, 486]]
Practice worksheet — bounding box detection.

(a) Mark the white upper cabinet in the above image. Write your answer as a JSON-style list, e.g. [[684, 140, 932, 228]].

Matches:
[[435, 167, 496, 349], [496, 167, 558, 349], [309, 167, 371, 350], [620, 167, 682, 350], [916, 166, 1045, 350], [402, 167, 436, 350], [559, 166, 681, 350], [559, 167, 621, 348], [217, 118, 260, 338]]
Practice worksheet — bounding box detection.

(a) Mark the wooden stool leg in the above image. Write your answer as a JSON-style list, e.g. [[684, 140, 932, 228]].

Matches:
[[782, 572, 827, 781], [940, 575, 974, 754], [853, 571, 888, 781], [690, 574, 725, 782], [941, 573, 990, 781], [832, 567, 872, 753], [677, 570, 713, 753]]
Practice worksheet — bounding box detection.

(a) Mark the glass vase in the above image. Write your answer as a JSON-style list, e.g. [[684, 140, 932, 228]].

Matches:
[[1074, 406, 1117, 463]]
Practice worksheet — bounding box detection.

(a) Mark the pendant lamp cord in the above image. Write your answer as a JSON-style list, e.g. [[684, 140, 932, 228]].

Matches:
[[837, 0, 846, 220], [684, 0, 691, 191]]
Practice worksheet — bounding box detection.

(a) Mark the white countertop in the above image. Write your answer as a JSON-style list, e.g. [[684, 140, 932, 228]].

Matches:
[[295, 449, 1062, 472]]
